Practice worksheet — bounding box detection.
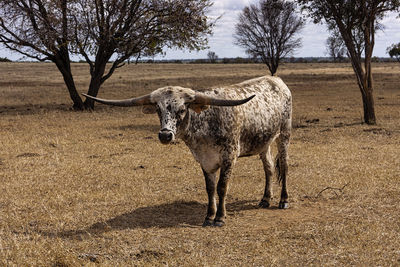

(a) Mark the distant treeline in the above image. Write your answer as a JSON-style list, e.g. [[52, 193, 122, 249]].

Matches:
[[1, 56, 397, 64], [136, 57, 398, 64]]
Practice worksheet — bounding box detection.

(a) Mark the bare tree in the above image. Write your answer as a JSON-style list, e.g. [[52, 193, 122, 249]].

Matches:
[[299, 0, 400, 125], [234, 0, 304, 76], [0, 0, 214, 110], [387, 42, 400, 62], [207, 51, 218, 63], [74, 0, 214, 109], [326, 32, 346, 62]]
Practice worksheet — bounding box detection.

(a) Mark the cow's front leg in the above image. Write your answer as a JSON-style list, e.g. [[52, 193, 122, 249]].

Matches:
[[202, 168, 217, 227], [214, 159, 236, 227]]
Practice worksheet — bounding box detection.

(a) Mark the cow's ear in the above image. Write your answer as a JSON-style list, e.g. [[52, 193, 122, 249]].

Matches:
[[189, 104, 209, 114], [142, 105, 157, 114]]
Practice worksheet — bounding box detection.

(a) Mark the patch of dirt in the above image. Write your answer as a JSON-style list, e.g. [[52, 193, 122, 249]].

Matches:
[[363, 128, 392, 135], [133, 165, 146, 170], [320, 128, 332, 132], [16, 152, 40, 158], [133, 250, 165, 260], [305, 118, 320, 124], [333, 122, 363, 128]]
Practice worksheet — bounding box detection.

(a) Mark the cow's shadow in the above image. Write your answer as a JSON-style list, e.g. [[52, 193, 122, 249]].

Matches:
[[50, 199, 258, 239]]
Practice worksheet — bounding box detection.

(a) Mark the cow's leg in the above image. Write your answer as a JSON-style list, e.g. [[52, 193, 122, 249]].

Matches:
[[214, 157, 236, 227], [276, 131, 290, 209], [259, 146, 274, 208], [202, 168, 217, 227]]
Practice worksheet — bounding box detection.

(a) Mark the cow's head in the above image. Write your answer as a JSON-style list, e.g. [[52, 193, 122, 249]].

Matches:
[[83, 87, 254, 144]]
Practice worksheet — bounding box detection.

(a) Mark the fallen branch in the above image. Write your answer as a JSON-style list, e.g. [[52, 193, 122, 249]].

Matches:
[[316, 182, 350, 198]]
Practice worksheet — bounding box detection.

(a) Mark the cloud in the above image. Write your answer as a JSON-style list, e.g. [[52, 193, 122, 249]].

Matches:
[[211, 0, 252, 12]]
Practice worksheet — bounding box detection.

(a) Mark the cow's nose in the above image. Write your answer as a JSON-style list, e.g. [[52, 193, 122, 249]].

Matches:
[[158, 129, 174, 144]]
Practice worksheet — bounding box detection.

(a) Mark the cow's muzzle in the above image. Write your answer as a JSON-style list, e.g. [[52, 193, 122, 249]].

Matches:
[[158, 129, 175, 144]]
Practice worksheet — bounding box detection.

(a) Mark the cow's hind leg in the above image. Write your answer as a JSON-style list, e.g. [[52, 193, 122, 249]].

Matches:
[[202, 168, 217, 227], [259, 146, 274, 208], [276, 131, 290, 209]]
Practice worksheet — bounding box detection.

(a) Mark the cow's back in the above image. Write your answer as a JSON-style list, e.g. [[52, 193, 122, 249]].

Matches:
[[187, 76, 291, 156]]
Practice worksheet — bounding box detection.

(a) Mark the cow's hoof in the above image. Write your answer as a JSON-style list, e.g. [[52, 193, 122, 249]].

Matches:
[[202, 219, 214, 227], [258, 199, 270, 208], [278, 201, 289, 209], [213, 220, 225, 227]]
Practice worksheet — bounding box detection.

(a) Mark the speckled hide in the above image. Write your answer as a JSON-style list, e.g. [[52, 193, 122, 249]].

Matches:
[[84, 75, 292, 227], [149, 76, 292, 227]]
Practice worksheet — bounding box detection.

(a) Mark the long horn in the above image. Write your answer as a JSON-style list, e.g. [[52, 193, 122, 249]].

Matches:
[[82, 93, 152, 107], [194, 93, 255, 106]]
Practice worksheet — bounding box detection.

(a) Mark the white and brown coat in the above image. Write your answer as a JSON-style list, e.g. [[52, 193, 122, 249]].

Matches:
[[84, 76, 292, 227]]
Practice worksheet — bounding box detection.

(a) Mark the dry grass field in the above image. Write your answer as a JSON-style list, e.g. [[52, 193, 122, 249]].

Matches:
[[0, 62, 399, 266]]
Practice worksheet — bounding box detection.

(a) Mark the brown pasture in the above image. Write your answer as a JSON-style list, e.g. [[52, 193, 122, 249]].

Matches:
[[0, 62, 399, 266]]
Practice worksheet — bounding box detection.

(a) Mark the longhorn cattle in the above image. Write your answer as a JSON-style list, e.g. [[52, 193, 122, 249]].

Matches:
[[83, 76, 292, 227]]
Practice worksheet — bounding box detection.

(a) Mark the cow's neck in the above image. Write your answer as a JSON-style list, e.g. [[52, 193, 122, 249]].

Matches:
[[179, 110, 199, 147]]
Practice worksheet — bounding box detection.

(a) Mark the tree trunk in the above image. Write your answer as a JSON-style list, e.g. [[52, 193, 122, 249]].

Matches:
[[84, 76, 102, 110], [64, 74, 84, 111], [351, 63, 377, 125], [270, 60, 278, 76], [54, 56, 84, 110], [270, 66, 277, 76], [264, 59, 277, 76], [340, 32, 377, 125], [360, 84, 376, 125], [362, 18, 377, 125], [83, 57, 109, 110], [334, 12, 378, 125]]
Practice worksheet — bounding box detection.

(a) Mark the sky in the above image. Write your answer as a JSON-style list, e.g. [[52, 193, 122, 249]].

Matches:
[[159, 0, 400, 60], [1, 0, 400, 61]]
